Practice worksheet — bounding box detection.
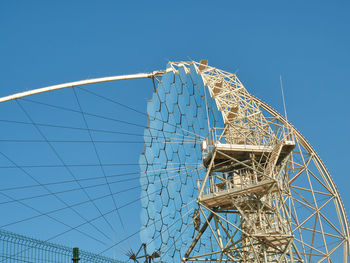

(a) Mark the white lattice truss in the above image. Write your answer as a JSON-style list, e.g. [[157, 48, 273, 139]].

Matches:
[[168, 61, 350, 263], [0, 60, 348, 262]]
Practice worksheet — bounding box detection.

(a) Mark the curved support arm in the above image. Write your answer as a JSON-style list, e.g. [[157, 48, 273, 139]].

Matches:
[[0, 70, 167, 103]]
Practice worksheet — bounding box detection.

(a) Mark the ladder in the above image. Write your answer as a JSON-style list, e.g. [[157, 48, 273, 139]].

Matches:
[[265, 141, 284, 177]]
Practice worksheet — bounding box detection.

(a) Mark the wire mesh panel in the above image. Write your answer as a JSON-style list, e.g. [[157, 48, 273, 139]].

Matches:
[[0, 229, 122, 263]]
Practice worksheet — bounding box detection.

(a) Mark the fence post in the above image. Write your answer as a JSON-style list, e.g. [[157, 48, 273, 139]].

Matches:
[[72, 247, 80, 262]]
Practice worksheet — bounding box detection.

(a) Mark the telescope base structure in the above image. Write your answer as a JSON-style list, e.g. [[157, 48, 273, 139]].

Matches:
[[183, 139, 302, 262]]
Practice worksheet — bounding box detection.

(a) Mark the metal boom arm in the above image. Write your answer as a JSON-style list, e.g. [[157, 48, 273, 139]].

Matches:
[[0, 70, 167, 103]]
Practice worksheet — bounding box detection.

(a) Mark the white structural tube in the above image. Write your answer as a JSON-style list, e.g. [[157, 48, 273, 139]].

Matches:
[[0, 70, 167, 103]]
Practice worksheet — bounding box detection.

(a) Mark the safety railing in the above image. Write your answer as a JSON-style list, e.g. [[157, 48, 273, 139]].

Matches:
[[197, 168, 264, 196], [202, 126, 295, 154], [0, 229, 124, 263]]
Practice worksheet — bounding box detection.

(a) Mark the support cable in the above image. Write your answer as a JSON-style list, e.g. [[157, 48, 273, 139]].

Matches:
[[0, 139, 197, 144], [72, 87, 131, 249], [15, 100, 119, 246], [0, 118, 196, 141], [21, 98, 203, 141], [98, 200, 196, 255], [159, 223, 193, 260], [2, 172, 193, 261], [0, 190, 108, 248], [0, 149, 115, 245], [1, 166, 203, 230], [0, 163, 201, 192], [0, 161, 201, 169], [78, 86, 205, 140]]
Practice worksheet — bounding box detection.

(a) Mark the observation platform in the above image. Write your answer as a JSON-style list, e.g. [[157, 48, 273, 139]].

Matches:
[[252, 231, 293, 246], [203, 141, 295, 171], [199, 179, 279, 209], [199, 140, 295, 209]]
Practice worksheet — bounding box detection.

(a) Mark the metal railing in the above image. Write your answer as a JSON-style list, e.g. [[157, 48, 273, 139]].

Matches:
[[197, 168, 263, 196], [202, 126, 295, 153], [0, 229, 123, 263], [201, 126, 275, 159]]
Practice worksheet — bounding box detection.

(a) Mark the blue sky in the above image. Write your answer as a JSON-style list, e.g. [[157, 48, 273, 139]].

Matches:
[[0, 0, 350, 259]]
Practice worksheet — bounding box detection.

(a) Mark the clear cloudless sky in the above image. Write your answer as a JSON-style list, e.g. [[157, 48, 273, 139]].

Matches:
[[0, 0, 350, 251]]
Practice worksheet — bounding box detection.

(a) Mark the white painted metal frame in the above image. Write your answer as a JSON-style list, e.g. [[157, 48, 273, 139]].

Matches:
[[0, 61, 348, 262], [0, 70, 167, 103], [167, 61, 350, 262]]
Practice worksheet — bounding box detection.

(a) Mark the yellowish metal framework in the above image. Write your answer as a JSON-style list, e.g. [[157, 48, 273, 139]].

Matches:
[[166, 61, 350, 262], [0, 61, 348, 262]]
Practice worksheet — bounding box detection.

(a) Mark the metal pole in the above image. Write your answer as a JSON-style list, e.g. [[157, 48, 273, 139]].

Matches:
[[72, 247, 80, 262]]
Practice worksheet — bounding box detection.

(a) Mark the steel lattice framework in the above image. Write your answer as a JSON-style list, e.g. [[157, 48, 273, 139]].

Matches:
[[0, 60, 348, 263], [141, 61, 350, 262]]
